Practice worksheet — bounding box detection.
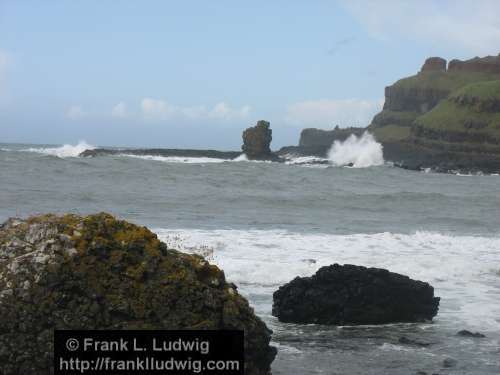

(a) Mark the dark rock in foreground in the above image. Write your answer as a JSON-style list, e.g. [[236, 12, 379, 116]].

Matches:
[[272, 264, 440, 325], [0, 213, 276, 375]]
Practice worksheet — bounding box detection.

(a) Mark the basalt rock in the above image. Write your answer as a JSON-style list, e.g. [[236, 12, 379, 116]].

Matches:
[[272, 264, 440, 325], [420, 57, 447, 73], [0, 213, 276, 375], [448, 54, 500, 74], [363, 53, 500, 173], [242, 120, 273, 160], [80, 148, 241, 159]]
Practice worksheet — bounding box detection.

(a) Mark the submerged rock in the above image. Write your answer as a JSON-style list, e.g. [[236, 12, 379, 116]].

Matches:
[[0, 213, 276, 375], [398, 336, 431, 347], [242, 120, 273, 160], [442, 358, 458, 368], [272, 263, 440, 325], [457, 330, 486, 338]]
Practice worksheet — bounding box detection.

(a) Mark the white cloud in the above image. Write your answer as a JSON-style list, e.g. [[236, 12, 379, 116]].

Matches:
[[285, 98, 383, 128], [111, 102, 128, 118], [342, 0, 500, 56], [209, 102, 251, 119], [66, 105, 85, 120], [141, 98, 251, 121], [141, 98, 176, 120]]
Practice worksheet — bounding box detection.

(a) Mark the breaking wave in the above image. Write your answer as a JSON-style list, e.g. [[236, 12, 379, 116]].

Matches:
[[233, 153, 249, 162], [155, 228, 500, 331], [328, 132, 384, 168], [23, 141, 95, 158], [120, 154, 229, 164], [119, 153, 267, 164]]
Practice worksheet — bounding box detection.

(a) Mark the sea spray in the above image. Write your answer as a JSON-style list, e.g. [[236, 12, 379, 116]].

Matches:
[[233, 153, 249, 162], [328, 132, 384, 167], [24, 141, 95, 158]]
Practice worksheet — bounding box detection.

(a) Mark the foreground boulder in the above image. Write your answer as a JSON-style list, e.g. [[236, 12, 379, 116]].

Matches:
[[242, 120, 273, 160], [272, 264, 439, 325], [0, 213, 276, 374]]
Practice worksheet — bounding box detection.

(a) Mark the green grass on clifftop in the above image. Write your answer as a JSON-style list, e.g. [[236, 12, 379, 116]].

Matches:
[[451, 80, 500, 99], [394, 71, 500, 92], [416, 99, 500, 140]]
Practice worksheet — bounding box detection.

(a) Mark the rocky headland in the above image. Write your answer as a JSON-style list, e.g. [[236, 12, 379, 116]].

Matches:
[[293, 53, 500, 173], [0, 213, 276, 374], [272, 263, 440, 325]]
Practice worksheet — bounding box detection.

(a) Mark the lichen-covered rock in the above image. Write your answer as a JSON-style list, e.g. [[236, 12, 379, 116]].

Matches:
[[242, 120, 273, 159], [272, 263, 440, 325], [0, 213, 276, 374]]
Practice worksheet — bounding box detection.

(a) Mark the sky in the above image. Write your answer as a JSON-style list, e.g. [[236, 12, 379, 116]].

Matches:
[[1, 0, 500, 149]]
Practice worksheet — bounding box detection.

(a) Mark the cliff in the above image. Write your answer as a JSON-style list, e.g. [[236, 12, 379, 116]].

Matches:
[[294, 53, 500, 172], [369, 53, 500, 172]]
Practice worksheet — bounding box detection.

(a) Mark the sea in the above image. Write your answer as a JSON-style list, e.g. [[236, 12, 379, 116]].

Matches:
[[1, 140, 500, 374]]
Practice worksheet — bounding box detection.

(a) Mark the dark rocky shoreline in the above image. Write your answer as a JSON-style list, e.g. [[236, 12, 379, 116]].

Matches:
[[80, 147, 242, 159], [79, 144, 500, 175]]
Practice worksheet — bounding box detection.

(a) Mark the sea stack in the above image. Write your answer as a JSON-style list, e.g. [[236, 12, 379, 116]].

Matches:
[[0, 213, 276, 375], [242, 120, 273, 160]]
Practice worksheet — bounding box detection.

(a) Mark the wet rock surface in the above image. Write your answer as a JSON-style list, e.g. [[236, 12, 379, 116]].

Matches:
[[272, 263, 440, 325], [0, 213, 276, 375], [80, 147, 241, 159], [457, 330, 486, 338]]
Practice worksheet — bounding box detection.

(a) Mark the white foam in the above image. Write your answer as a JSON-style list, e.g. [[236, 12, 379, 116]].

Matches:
[[120, 153, 278, 164], [121, 153, 259, 164], [285, 155, 329, 165], [23, 141, 95, 158], [379, 343, 413, 352], [328, 132, 384, 168], [120, 154, 228, 164], [232, 153, 249, 162], [155, 228, 500, 332]]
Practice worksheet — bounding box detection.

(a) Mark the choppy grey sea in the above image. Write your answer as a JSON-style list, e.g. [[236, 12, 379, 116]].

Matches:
[[1, 142, 500, 374]]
